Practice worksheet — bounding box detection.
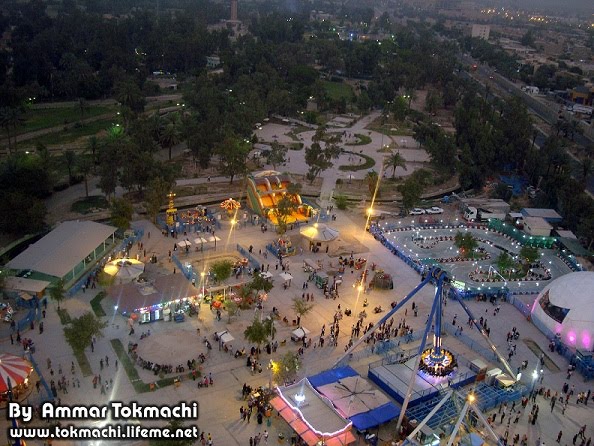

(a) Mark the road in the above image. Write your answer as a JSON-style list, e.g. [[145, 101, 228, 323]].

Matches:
[[458, 59, 594, 195]]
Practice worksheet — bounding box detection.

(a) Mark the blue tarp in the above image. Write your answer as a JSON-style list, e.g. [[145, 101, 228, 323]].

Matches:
[[308, 366, 359, 389], [350, 402, 401, 431]]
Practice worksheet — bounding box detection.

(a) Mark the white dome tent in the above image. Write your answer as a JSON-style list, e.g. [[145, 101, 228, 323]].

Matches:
[[531, 271, 594, 351]]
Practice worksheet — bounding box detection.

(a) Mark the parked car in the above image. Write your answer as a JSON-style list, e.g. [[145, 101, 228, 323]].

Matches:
[[409, 208, 425, 215], [425, 206, 444, 214]]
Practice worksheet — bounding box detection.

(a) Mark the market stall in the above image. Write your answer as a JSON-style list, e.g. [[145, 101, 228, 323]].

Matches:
[[279, 272, 293, 287], [300, 223, 339, 253], [291, 327, 310, 342]]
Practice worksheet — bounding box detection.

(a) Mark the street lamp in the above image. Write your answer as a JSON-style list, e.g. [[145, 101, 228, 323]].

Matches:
[[531, 369, 538, 392]]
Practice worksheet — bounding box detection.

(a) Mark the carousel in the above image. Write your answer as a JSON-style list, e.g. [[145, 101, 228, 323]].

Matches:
[[104, 258, 145, 283], [220, 198, 241, 218], [300, 223, 339, 253], [0, 354, 34, 402]]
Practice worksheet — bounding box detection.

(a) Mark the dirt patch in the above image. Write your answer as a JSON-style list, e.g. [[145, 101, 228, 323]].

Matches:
[[329, 234, 369, 257], [523, 338, 560, 372]]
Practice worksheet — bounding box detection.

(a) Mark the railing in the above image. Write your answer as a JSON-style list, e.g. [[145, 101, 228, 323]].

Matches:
[[236, 244, 262, 270], [442, 322, 498, 362], [27, 352, 54, 403]]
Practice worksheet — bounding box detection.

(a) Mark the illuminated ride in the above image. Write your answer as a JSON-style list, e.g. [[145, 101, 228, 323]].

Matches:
[[246, 171, 313, 225], [334, 266, 517, 441]]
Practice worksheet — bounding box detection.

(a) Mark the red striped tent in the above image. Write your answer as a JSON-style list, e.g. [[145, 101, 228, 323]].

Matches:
[[0, 354, 33, 394]]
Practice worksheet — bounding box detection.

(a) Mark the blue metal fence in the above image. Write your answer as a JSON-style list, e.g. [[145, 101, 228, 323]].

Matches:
[[27, 352, 53, 402]]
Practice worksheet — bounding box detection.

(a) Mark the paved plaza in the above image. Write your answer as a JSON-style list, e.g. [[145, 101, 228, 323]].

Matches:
[[1, 210, 593, 446], [1, 115, 592, 446]]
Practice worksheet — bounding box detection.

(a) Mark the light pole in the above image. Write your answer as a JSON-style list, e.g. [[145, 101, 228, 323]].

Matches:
[[531, 369, 538, 393]]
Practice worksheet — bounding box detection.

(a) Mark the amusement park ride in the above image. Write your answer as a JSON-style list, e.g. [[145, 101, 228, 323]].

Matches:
[[335, 266, 516, 446]]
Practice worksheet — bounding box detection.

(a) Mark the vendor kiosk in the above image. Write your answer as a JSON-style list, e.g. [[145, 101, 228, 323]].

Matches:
[[314, 272, 329, 289]]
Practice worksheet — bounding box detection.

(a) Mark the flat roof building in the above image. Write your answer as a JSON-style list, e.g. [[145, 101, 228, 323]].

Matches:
[[7, 221, 117, 282]]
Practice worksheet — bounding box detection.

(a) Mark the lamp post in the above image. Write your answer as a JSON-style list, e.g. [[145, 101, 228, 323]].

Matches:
[[531, 369, 538, 393]]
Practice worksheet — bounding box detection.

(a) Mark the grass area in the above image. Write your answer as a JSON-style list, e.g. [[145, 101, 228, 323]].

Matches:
[[71, 195, 109, 214], [56, 307, 93, 376], [110, 339, 179, 393], [18, 118, 114, 149], [339, 151, 376, 171], [111, 339, 146, 393], [56, 308, 72, 324], [74, 350, 93, 377], [19, 106, 114, 135], [346, 133, 372, 146], [90, 292, 107, 317], [322, 80, 354, 101]]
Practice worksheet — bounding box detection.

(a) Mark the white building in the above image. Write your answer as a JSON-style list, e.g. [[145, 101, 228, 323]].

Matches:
[[531, 272, 594, 351], [471, 24, 490, 40]]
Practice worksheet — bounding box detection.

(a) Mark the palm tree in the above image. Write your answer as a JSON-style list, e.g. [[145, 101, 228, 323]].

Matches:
[[291, 297, 314, 327], [383, 152, 407, 179], [0, 106, 24, 153], [87, 136, 99, 171], [50, 279, 66, 309], [63, 150, 77, 184], [581, 158, 593, 186], [78, 153, 93, 197], [365, 170, 379, 199], [160, 114, 181, 160], [244, 317, 275, 356]]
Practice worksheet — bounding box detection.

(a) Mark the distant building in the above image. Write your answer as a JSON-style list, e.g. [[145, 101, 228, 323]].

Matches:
[[521, 208, 563, 224], [206, 55, 221, 69], [570, 85, 594, 106], [230, 0, 238, 22], [471, 24, 490, 40]]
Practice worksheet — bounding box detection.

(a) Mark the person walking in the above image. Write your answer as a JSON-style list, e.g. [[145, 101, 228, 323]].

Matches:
[[557, 432, 563, 443]]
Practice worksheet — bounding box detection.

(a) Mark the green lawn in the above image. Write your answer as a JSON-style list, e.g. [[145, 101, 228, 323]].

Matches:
[[339, 151, 376, 171], [74, 350, 93, 377], [346, 133, 372, 146], [322, 81, 354, 101], [19, 106, 114, 135], [56, 308, 72, 324], [90, 291, 107, 317], [18, 119, 114, 149], [71, 196, 109, 215], [56, 308, 93, 376]]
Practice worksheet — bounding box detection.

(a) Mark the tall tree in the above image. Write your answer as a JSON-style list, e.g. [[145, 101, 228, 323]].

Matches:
[[291, 297, 314, 327], [50, 278, 66, 309], [63, 311, 107, 353], [159, 114, 181, 161], [0, 107, 23, 153], [78, 153, 93, 197], [63, 150, 77, 184], [244, 317, 275, 355], [383, 152, 407, 179], [216, 137, 250, 184], [266, 141, 287, 170], [110, 197, 133, 231]]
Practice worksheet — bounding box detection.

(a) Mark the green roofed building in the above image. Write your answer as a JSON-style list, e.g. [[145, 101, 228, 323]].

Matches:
[[7, 220, 117, 284]]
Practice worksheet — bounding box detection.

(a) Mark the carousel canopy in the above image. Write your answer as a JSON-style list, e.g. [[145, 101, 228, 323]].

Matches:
[[0, 354, 33, 394], [300, 224, 339, 242], [108, 274, 201, 313], [104, 259, 145, 281]]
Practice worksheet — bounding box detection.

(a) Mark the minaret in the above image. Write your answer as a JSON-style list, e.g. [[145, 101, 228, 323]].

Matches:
[[230, 0, 238, 21]]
